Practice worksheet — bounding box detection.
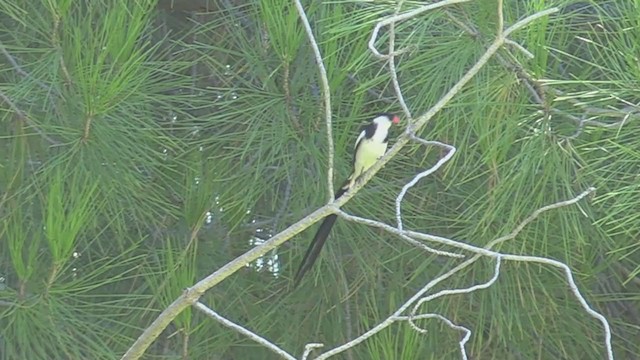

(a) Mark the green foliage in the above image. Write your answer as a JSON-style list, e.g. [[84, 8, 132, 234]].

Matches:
[[44, 170, 99, 269], [5, 211, 40, 283], [0, 0, 638, 359]]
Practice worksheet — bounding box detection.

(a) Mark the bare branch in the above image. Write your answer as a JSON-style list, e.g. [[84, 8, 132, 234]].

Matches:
[[294, 0, 335, 201], [302, 343, 325, 360], [387, 1, 413, 121], [121, 204, 335, 360], [397, 232, 464, 259], [368, 0, 474, 58], [497, 0, 504, 37], [395, 136, 456, 231], [505, 39, 534, 58], [402, 313, 472, 358], [194, 302, 297, 360]]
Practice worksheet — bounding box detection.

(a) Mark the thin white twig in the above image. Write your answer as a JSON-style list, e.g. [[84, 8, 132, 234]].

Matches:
[[505, 39, 534, 58], [411, 249, 613, 360], [413, 258, 502, 311], [497, 0, 504, 37], [193, 302, 297, 360], [302, 343, 325, 360], [400, 313, 472, 359], [294, 0, 335, 200], [498, 254, 613, 360], [388, 1, 413, 121], [368, 0, 474, 58], [339, 211, 496, 256], [488, 187, 595, 249], [406, 257, 501, 359], [409, 187, 612, 359], [344, 188, 595, 260], [397, 232, 464, 258], [503, 9, 559, 37], [396, 136, 456, 231]]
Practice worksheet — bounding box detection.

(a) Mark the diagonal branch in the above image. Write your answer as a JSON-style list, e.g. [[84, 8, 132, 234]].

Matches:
[[194, 302, 297, 360], [121, 204, 334, 360]]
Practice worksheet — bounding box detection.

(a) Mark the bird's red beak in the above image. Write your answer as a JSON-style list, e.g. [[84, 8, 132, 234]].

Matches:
[[392, 115, 400, 124]]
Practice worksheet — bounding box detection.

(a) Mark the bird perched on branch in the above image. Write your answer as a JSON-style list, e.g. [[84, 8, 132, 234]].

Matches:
[[293, 113, 400, 286]]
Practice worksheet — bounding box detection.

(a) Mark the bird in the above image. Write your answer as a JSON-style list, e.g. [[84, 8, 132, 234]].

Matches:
[[293, 113, 400, 286]]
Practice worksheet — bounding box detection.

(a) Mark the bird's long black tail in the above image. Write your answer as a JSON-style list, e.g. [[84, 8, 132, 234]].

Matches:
[[293, 182, 350, 287], [293, 214, 338, 286]]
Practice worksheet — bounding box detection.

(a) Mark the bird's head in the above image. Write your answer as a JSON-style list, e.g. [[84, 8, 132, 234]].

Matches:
[[372, 113, 400, 128]]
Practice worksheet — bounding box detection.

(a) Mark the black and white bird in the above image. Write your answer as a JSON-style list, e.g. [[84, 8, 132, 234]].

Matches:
[[293, 113, 400, 286]]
